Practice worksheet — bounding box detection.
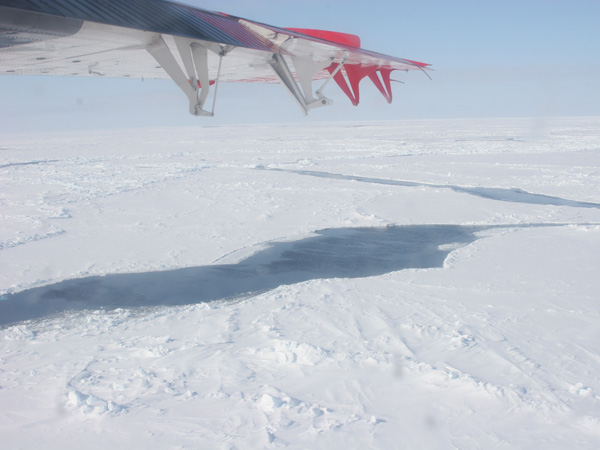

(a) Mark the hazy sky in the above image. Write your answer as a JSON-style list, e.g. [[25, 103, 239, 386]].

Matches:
[[1, 0, 599, 131]]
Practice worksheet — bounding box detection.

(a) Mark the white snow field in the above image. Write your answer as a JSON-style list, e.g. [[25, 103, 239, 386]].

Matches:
[[1, 117, 600, 449]]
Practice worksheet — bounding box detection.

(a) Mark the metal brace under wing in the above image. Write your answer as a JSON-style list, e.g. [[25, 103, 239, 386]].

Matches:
[[267, 53, 333, 116], [146, 35, 214, 117]]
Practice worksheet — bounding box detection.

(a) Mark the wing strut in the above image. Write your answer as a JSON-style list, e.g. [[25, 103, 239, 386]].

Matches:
[[146, 35, 219, 117], [315, 59, 346, 99], [209, 51, 225, 116], [268, 54, 333, 115]]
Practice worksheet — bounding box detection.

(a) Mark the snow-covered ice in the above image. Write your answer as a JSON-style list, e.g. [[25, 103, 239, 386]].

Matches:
[[1, 117, 600, 448]]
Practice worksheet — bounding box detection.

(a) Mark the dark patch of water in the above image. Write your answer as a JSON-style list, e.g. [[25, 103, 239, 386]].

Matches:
[[1, 224, 484, 326]]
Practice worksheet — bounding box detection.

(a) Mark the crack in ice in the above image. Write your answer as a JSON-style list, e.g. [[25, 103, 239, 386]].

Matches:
[[263, 168, 600, 209]]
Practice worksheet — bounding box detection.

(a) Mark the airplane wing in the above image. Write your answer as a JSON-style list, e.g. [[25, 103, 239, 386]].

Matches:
[[0, 0, 430, 116]]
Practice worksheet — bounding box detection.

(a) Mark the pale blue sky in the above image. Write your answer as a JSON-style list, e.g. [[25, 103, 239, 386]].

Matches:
[[1, 0, 599, 131]]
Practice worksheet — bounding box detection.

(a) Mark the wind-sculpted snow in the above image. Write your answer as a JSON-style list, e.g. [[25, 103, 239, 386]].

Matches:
[[1, 118, 599, 448]]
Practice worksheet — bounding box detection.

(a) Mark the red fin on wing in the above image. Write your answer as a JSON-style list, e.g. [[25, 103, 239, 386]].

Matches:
[[286, 28, 361, 48], [286, 28, 396, 105]]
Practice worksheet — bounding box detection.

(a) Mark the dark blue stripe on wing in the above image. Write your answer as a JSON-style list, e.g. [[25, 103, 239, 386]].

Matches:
[[0, 0, 252, 48]]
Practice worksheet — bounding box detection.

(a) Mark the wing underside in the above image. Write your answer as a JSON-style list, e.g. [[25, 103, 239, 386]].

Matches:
[[0, 0, 430, 116]]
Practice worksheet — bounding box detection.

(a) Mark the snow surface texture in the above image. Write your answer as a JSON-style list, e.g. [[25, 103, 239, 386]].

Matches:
[[1, 117, 600, 448]]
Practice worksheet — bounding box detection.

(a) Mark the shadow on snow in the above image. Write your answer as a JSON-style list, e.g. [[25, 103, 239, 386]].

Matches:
[[1, 224, 487, 326]]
